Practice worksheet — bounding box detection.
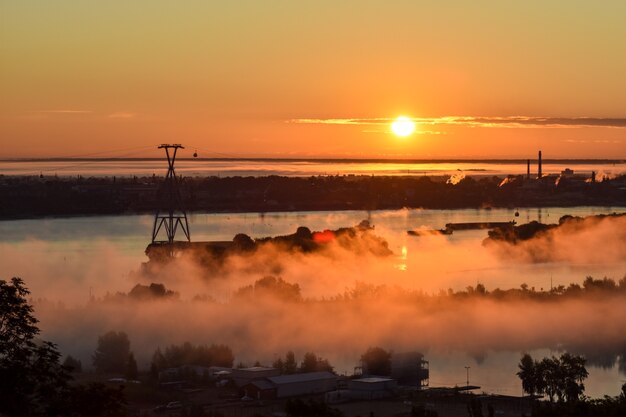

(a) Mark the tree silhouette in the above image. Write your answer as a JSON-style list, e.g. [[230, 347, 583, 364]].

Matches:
[[272, 357, 285, 373], [0, 278, 69, 415], [517, 353, 588, 403], [93, 330, 131, 374], [360, 347, 392, 376], [126, 352, 138, 380], [300, 352, 318, 373], [284, 351, 297, 374], [518, 353, 535, 395], [560, 353, 588, 402], [156, 342, 234, 368], [0, 277, 125, 416], [63, 355, 83, 373]]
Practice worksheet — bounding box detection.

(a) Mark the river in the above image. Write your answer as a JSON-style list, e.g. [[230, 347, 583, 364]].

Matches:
[[1, 206, 625, 397]]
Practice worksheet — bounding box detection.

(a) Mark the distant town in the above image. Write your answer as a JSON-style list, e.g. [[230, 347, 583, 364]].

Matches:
[[1, 169, 624, 219]]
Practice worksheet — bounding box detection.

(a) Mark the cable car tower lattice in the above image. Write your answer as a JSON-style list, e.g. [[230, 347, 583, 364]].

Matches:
[[151, 144, 191, 246]]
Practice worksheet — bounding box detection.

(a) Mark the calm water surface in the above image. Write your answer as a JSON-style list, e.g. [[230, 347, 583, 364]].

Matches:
[[1, 159, 624, 177]]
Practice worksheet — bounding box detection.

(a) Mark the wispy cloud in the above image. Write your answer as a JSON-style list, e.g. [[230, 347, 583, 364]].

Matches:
[[108, 112, 136, 119], [29, 110, 137, 119], [290, 116, 626, 129], [34, 110, 93, 114], [361, 129, 445, 135]]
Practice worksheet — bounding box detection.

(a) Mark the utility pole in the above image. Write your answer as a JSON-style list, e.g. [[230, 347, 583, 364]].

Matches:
[[151, 144, 191, 247], [465, 366, 470, 387]]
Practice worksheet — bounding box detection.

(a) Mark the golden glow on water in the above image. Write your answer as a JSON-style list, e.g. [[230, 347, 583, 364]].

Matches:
[[0, 160, 623, 177], [396, 245, 408, 271]]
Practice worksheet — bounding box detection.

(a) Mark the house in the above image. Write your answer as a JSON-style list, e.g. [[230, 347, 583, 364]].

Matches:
[[241, 379, 277, 400]]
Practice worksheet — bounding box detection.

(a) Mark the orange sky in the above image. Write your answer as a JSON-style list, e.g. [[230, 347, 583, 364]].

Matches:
[[1, 1, 625, 159]]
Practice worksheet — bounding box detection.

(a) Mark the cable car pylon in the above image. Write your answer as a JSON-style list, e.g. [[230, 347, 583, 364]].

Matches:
[[151, 144, 191, 252]]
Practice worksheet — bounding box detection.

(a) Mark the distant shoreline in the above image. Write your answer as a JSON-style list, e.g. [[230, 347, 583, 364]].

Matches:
[[1, 174, 624, 221]]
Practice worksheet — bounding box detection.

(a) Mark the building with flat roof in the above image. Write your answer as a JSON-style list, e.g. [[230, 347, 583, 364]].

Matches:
[[239, 371, 338, 399], [268, 371, 337, 398], [348, 377, 398, 399]]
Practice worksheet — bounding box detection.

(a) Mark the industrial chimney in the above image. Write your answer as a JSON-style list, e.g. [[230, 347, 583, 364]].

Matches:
[[527, 159, 530, 179], [538, 151, 542, 179]]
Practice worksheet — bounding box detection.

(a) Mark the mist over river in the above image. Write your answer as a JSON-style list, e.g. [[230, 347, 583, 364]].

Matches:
[[1, 206, 625, 398]]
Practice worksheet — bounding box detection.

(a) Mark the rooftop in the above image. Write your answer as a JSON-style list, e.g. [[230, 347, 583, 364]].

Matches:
[[352, 377, 395, 383], [268, 371, 336, 385], [237, 366, 276, 372]]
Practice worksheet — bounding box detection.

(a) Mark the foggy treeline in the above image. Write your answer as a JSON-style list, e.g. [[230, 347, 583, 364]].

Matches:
[[28, 273, 626, 374]]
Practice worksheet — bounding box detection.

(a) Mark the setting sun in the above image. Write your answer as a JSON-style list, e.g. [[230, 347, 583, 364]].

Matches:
[[391, 116, 416, 137]]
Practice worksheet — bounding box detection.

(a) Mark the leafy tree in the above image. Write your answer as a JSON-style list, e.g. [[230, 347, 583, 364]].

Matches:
[[233, 233, 255, 251], [63, 354, 83, 373], [93, 330, 131, 373], [560, 353, 588, 403], [361, 346, 392, 376], [316, 357, 334, 372], [0, 277, 126, 417], [150, 361, 159, 380], [284, 351, 297, 374], [209, 343, 235, 367], [125, 352, 138, 380], [272, 357, 285, 373], [517, 353, 588, 403], [128, 283, 178, 300], [151, 346, 167, 372], [518, 353, 538, 395], [234, 276, 302, 302], [300, 352, 318, 373], [158, 342, 234, 368], [0, 278, 70, 415]]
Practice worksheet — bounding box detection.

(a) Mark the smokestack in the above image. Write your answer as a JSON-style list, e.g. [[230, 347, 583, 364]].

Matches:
[[538, 150, 542, 179], [527, 159, 530, 179]]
